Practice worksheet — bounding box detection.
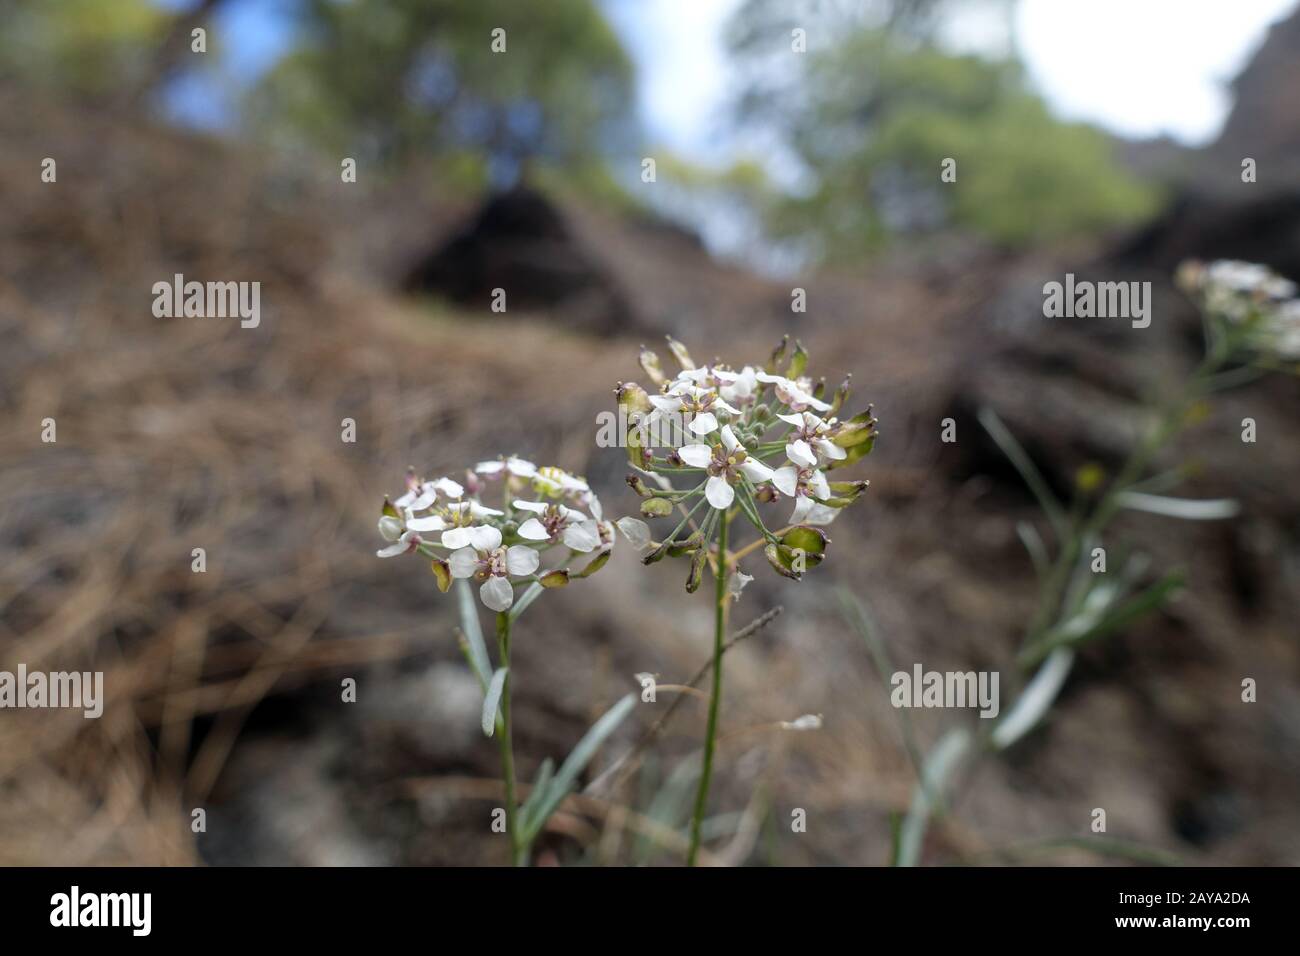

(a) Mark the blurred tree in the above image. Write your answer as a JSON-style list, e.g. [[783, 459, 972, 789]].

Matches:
[[726, 0, 1160, 261], [248, 0, 635, 185], [0, 0, 171, 98]]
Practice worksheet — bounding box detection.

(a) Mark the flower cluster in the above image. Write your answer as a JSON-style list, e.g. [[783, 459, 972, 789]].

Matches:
[[617, 336, 876, 588], [1177, 259, 1300, 360], [378, 458, 648, 611]]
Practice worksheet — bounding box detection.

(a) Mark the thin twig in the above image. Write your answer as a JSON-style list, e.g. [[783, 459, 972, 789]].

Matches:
[[583, 605, 784, 799]]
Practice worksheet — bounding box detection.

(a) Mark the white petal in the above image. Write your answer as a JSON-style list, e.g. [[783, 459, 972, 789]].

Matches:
[[517, 517, 550, 541], [440, 527, 473, 550], [433, 477, 464, 498], [480, 576, 514, 612], [804, 393, 832, 412], [773, 466, 799, 497], [512, 499, 548, 513], [804, 503, 839, 526], [469, 502, 504, 517], [405, 515, 448, 532], [755, 372, 783, 384], [705, 475, 735, 509], [506, 457, 537, 477], [790, 494, 814, 524], [506, 545, 540, 575], [562, 521, 601, 553], [677, 444, 713, 468], [713, 397, 741, 416], [728, 571, 754, 601], [616, 516, 652, 550], [376, 542, 408, 558], [448, 547, 479, 577], [468, 526, 502, 551], [740, 458, 774, 483], [719, 424, 740, 452], [475, 461, 505, 476], [377, 516, 403, 541], [587, 494, 604, 521], [809, 470, 831, 500], [776, 412, 806, 426], [787, 439, 817, 468], [648, 394, 682, 413], [816, 438, 847, 461], [689, 411, 718, 435]]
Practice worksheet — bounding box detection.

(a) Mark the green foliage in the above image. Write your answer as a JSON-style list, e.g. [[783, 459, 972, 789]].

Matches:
[[0, 0, 167, 96], [249, 0, 635, 174], [729, 21, 1161, 260]]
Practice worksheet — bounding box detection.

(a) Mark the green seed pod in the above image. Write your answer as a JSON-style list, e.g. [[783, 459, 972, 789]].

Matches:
[[685, 548, 708, 593], [539, 569, 570, 588], [641, 497, 674, 518]]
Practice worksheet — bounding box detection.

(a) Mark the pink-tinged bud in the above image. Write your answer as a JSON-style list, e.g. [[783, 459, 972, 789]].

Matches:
[[766, 335, 789, 374], [787, 340, 809, 378]]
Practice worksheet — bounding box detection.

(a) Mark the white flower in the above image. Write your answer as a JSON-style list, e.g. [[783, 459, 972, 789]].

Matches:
[[406, 499, 504, 536], [647, 382, 740, 437], [1206, 260, 1297, 299], [440, 521, 505, 552], [448, 540, 541, 612], [779, 714, 823, 731], [678, 424, 775, 509], [394, 474, 465, 512], [376, 527, 421, 558], [475, 456, 538, 481], [778, 411, 847, 466], [728, 570, 754, 601], [532, 465, 590, 500], [773, 460, 836, 525], [513, 500, 602, 552], [756, 372, 831, 412]]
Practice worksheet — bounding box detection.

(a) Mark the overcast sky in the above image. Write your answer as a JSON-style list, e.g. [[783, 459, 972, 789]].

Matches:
[[601, 0, 1297, 163]]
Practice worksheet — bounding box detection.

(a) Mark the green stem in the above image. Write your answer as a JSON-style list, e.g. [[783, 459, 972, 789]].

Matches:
[[687, 507, 730, 866], [495, 612, 525, 866]]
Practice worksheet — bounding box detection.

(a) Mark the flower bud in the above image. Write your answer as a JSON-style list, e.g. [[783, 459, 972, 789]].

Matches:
[[766, 335, 789, 374], [668, 530, 704, 556], [787, 340, 809, 379], [615, 381, 652, 415], [829, 374, 852, 415], [625, 474, 653, 497], [430, 558, 453, 593]]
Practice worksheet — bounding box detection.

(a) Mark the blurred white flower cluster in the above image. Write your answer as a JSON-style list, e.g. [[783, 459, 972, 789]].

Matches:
[[378, 459, 647, 611], [617, 336, 876, 587], [1178, 259, 1300, 359]]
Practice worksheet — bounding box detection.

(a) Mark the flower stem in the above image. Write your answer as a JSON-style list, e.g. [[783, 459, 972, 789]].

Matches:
[[687, 507, 730, 866], [495, 611, 525, 866]]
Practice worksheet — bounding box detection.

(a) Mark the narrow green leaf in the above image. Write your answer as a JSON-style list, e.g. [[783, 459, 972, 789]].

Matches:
[[456, 580, 492, 688], [482, 668, 507, 738], [978, 406, 1067, 540], [523, 694, 636, 842], [508, 581, 545, 623]]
